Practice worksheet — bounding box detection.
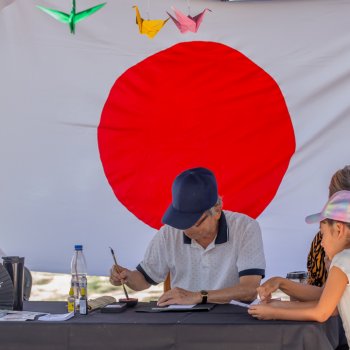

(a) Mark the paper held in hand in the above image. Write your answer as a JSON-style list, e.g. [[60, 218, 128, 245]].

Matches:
[[229, 299, 260, 308]]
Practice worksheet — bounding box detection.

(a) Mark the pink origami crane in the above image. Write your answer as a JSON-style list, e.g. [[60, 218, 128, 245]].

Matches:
[[167, 7, 211, 34]]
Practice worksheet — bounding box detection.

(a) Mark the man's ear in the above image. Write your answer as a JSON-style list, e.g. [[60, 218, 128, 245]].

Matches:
[[213, 197, 223, 220], [214, 205, 222, 220]]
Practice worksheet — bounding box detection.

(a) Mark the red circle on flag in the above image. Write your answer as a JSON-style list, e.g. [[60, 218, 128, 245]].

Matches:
[[98, 41, 295, 229]]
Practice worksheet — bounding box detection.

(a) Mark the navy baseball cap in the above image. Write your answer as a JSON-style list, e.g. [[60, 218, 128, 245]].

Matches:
[[162, 167, 218, 230]]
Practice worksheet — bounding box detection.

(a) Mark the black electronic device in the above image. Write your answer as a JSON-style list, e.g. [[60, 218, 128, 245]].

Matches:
[[101, 302, 127, 313], [0, 264, 14, 310]]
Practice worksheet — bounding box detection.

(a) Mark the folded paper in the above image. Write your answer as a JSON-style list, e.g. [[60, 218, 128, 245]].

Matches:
[[167, 7, 211, 34], [37, 0, 106, 34], [133, 5, 169, 39]]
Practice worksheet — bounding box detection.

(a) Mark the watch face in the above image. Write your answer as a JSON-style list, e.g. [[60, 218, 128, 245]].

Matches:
[[201, 290, 208, 296]]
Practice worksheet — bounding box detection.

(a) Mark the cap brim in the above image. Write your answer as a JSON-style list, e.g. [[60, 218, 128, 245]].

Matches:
[[305, 212, 325, 224], [162, 204, 204, 230]]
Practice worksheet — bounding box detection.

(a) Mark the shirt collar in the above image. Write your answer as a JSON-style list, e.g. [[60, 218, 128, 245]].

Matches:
[[183, 211, 229, 245]]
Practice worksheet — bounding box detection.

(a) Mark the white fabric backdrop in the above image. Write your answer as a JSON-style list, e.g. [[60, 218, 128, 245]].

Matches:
[[0, 0, 349, 278], [0, 0, 14, 11]]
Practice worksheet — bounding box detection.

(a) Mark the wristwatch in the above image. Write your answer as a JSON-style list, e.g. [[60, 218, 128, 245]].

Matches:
[[200, 290, 208, 304]]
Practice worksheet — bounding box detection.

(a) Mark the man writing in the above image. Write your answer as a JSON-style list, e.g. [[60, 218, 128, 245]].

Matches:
[[110, 167, 266, 306]]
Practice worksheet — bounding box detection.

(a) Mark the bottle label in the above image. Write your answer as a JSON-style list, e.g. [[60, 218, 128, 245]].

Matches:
[[79, 300, 87, 315], [67, 301, 75, 313]]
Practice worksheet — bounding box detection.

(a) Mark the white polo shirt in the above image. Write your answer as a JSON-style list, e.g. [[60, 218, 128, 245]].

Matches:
[[137, 211, 266, 291]]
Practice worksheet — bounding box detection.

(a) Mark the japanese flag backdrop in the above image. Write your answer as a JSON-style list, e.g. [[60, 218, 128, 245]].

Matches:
[[0, 0, 349, 278]]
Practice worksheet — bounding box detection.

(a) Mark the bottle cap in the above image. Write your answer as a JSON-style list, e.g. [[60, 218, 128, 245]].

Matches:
[[74, 245, 83, 251]]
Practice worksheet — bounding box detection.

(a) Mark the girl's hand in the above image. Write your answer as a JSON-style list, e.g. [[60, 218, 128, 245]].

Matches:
[[257, 277, 282, 303], [248, 304, 276, 320]]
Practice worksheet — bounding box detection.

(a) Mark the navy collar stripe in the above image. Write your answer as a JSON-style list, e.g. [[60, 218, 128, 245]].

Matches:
[[183, 211, 229, 245]]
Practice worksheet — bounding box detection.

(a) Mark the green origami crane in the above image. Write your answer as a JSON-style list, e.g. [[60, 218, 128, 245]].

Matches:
[[37, 0, 106, 34]]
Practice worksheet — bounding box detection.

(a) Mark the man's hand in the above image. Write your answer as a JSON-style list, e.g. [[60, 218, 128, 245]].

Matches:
[[157, 287, 202, 306], [257, 277, 282, 303], [109, 264, 130, 286]]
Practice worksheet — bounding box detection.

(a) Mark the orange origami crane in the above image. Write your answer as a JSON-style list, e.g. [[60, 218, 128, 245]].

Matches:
[[133, 5, 169, 39], [167, 7, 211, 34]]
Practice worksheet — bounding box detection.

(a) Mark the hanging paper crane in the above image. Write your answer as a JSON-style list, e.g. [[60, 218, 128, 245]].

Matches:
[[167, 6, 211, 34], [133, 5, 169, 39], [37, 0, 106, 34]]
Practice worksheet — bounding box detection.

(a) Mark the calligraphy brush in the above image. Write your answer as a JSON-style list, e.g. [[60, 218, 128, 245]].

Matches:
[[109, 247, 129, 300]]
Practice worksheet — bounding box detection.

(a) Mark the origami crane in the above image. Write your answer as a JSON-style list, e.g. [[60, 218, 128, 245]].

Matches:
[[37, 0, 106, 34], [133, 6, 169, 39], [167, 7, 211, 34]]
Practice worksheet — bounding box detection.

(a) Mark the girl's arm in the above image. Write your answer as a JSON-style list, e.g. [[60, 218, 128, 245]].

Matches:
[[249, 266, 347, 321], [268, 300, 339, 315], [267, 300, 318, 309], [258, 277, 323, 302], [278, 279, 324, 301]]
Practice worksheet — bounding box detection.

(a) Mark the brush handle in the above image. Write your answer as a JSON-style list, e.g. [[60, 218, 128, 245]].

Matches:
[[121, 283, 129, 300], [110, 249, 129, 300]]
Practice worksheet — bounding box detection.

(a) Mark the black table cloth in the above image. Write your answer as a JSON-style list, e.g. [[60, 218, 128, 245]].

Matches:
[[0, 301, 339, 350]]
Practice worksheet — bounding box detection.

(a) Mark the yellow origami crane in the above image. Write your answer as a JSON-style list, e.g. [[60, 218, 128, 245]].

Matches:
[[133, 6, 169, 39]]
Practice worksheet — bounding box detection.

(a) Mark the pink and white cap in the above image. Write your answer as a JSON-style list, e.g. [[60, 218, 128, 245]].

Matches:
[[305, 190, 350, 224]]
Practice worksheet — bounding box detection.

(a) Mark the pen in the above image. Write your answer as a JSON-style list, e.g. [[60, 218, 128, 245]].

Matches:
[[109, 247, 129, 300]]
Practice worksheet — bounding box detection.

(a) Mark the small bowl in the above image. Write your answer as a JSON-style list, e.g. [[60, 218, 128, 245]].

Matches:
[[119, 298, 138, 307]]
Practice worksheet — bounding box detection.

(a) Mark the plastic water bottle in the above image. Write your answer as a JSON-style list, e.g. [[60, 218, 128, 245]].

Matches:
[[70, 244, 87, 305]]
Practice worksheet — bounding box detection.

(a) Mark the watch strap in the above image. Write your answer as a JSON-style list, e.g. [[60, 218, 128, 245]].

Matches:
[[200, 290, 208, 304]]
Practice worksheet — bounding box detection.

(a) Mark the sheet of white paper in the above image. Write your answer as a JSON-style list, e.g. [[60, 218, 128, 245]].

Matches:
[[229, 299, 260, 308], [0, 310, 47, 321], [152, 304, 195, 310], [0, 314, 31, 321], [38, 312, 74, 321], [0, 310, 46, 315], [105, 304, 124, 309], [166, 304, 195, 309]]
